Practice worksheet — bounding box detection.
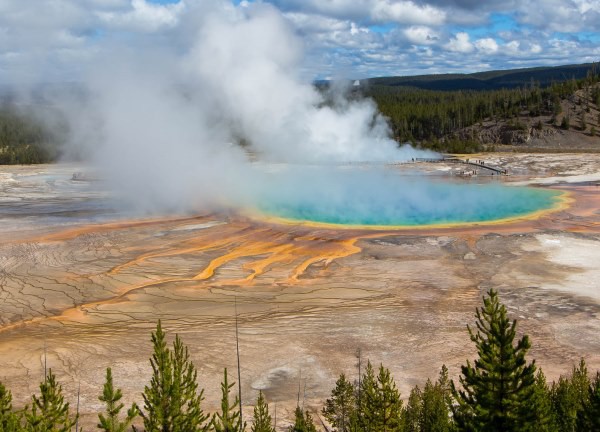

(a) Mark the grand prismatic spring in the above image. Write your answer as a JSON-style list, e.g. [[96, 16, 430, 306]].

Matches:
[[249, 167, 565, 228], [1, 155, 600, 428]]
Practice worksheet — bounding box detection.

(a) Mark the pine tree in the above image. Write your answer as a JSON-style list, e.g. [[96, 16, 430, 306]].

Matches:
[[140, 320, 208, 432], [358, 362, 402, 432], [357, 361, 376, 431], [581, 371, 600, 431], [322, 374, 356, 432], [140, 320, 172, 431], [420, 366, 454, 432], [551, 376, 576, 432], [549, 359, 590, 431], [0, 381, 20, 431], [98, 367, 138, 432], [23, 369, 77, 432], [288, 407, 316, 432], [251, 391, 273, 432], [211, 368, 245, 432], [526, 370, 555, 432], [451, 288, 537, 432], [571, 359, 591, 432], [436, 365, 454, 420], [401, 386, 422, 432]]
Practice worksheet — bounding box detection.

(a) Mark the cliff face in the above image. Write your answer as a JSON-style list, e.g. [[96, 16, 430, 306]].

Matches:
[[455, 86, 600, 151], [458, 123, 557, 146]]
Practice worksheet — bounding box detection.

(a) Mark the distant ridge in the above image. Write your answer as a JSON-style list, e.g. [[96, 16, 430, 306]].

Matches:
[[366, 63, 599, 91]]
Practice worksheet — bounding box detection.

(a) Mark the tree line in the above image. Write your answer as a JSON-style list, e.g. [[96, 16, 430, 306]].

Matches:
[[0, 289, 599, 431], [2, 67, 600, 164], [0, 105, 66, 165], [360, 69, 600, 153]]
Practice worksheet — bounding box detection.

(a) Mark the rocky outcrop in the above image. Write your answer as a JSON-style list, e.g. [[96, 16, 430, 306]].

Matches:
[[458, 122, 561, 146], [456, 118, 600, 150]]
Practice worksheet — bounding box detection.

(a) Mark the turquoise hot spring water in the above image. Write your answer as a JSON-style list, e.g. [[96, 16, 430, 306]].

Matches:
[[246, 166, 564, 228]]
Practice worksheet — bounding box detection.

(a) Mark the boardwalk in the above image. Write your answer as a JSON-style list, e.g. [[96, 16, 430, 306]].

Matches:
[[414, 156, 508, 175]]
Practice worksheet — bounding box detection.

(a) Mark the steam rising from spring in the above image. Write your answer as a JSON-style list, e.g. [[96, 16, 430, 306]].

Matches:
[[58, 1, 436, 214]]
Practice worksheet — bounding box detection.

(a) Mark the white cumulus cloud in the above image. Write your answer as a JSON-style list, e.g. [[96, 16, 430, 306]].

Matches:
[[403, 26, 439, 45], [475, 37, 498, 54], [445, 32, 473, 52], [271, 0, 446, 25], [371, 1, 446, 25], [98, 0, 185, 32]]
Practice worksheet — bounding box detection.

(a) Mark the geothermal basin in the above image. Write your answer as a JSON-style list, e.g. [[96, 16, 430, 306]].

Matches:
[[1, 154, 600, 429]]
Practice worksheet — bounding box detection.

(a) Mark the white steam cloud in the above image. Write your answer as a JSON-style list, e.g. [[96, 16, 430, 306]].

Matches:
[[57, 1, 436, 214]]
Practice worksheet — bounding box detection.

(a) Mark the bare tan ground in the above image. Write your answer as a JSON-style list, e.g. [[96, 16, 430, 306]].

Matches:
[[1, 154, 600, 429]]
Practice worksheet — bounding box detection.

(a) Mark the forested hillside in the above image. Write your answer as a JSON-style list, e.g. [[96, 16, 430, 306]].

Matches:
[[0, 106, 63, 164], [367, 63, 597, 91], [362, 65, 600, 153]]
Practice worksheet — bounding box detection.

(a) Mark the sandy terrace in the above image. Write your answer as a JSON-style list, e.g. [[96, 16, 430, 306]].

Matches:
[[1, 154, 600, 428]]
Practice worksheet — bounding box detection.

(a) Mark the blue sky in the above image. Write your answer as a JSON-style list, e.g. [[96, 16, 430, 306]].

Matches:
[[0, 0, 599, 83]]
